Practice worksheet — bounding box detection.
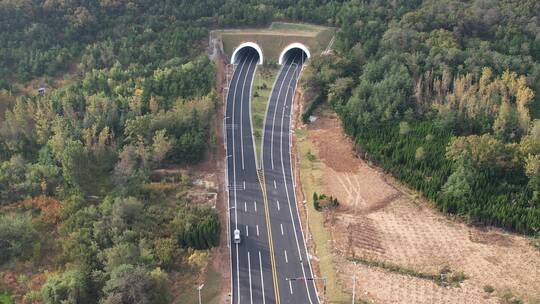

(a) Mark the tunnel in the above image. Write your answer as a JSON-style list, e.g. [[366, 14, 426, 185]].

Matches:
[[231, 42, 263, 65], [278, 43, 311, 65]]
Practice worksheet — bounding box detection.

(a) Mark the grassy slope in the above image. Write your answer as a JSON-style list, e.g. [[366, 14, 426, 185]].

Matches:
[[295, 128, 350, 303], [215, 22, 335, 63], [251, 65, 278, 165]]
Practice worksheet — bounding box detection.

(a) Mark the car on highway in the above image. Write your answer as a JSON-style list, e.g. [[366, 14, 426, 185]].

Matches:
[[233, 229, 241, 244]]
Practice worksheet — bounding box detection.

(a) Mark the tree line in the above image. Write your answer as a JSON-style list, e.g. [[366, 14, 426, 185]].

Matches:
[[301, 0, 540, 235]]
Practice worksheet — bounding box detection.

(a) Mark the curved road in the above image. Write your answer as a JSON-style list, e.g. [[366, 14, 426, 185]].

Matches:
[[261, 51, 319, 304], [226, 49, 275, 303], [226, 48, 318, 304]]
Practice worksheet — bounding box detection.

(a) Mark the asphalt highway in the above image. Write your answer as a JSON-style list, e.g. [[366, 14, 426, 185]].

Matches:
[[261, 50, 319, 304], [226, 49, 275, 304], [226, 47, 318, 304]]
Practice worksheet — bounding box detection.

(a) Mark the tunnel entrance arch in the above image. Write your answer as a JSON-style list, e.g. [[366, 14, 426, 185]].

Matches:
[[278, 43, 311, 65], [231, 42, 263, 65]]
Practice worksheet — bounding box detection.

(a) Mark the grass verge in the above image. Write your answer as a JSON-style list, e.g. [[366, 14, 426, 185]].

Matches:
[[295, 128, 350, 303], [0, 293, 13, 304], [251, 65, 278, 165]]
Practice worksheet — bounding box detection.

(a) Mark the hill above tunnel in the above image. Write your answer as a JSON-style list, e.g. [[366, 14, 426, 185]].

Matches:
[[211, 22, 335, 65]]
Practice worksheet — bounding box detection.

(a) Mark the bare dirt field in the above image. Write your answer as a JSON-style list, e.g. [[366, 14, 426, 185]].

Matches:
[[296, 107, 540, 304]]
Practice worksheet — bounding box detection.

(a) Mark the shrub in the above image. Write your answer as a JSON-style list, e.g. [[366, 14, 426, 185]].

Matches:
[[102, 265, 171, 304], [483, 285, 495, 293], [41, 269, 93, 304], [171, 206, 220, 250], [0, 214, 39, 264]]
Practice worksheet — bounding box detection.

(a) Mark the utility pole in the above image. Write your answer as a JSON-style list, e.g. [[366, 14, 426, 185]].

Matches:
[[352, 261, 357, 304], [197, 283, 205, 304], [352, 274, 356, 304]]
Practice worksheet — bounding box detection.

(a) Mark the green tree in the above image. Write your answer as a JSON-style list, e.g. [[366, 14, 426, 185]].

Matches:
[[0, 213, 39, 264], [41, 268, 95, 304], [102, 265, 170, 304]]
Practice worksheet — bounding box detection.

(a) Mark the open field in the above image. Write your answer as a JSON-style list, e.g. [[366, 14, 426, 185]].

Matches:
[[295, 106, 540, 304], [251, 65, 278, 164], [213, 22, 335, 63]]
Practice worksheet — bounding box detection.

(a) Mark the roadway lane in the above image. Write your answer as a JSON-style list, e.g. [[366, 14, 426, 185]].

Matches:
[[261, 51, 320, 303], [226, 49, 276, 303]]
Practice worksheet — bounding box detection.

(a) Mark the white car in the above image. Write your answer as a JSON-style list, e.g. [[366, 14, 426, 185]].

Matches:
[[233, 229, 241, 244]]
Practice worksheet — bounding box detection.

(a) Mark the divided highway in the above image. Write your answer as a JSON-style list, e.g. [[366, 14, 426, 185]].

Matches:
[[226, 48, 318, 303]]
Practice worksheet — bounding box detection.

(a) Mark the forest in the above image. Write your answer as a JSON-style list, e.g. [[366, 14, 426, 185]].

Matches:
[[301, 0, 540, 235], [0, 0, 539, 302]]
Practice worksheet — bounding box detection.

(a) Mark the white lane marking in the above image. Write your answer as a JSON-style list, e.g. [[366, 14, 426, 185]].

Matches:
[[280, 223, 284, 235], [259, 251, 266, 304], [256, 225, 259, 236], [246, 225, 249, 237], [284, 250, 288, 263], [279, 62, 316, 303], [248, 251, 253, 304], [236, 244, 240, 304], [245, 201, 247, 212], [240, 56, 256, 171], [243, 180, 246, 190], [270, 60, 296, 170], [274, 180, 277, 189], [276, 200, 280, 211], [231, 54, 251, 304], [254, 201, 257, 213], [260, 59, 286, 171], [289, 279, 293, 294]]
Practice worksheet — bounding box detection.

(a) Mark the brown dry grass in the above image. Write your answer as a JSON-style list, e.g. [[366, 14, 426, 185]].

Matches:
[[299, 108, 540, 304]]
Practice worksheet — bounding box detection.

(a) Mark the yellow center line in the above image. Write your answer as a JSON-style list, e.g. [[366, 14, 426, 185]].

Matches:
[[258, 169, 280, 304]]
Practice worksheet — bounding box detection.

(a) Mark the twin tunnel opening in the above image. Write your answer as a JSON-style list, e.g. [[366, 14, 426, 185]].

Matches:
[[231, 42, 310, 66]]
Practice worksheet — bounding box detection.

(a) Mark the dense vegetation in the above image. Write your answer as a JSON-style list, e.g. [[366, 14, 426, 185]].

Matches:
[[0, 0, 236, 302], [302, 0, 540, 235], [1, 0, 539, 302]]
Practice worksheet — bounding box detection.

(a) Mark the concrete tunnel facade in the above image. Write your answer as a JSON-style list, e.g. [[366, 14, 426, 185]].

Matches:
[[230, 42, 311, 65], [278, 42, 311, 65], [231, 42, 264, 65]]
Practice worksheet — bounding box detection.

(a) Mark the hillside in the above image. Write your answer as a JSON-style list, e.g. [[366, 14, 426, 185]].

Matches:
[[300, 0, 540, 235]]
